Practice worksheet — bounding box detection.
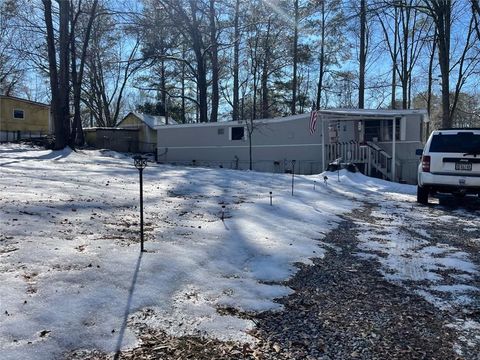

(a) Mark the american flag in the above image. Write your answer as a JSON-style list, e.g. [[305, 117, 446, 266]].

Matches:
[[309, 109, 318, 135]]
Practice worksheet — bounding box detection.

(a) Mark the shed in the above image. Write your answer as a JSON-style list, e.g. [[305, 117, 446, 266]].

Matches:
[[117, 112, 177, 153]]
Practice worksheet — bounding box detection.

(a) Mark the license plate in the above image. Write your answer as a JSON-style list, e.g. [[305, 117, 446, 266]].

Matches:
[[455, 162, 472, 171]]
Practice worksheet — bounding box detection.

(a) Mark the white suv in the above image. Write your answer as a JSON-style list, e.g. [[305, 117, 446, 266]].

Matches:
[[417, 129, 480, 204]]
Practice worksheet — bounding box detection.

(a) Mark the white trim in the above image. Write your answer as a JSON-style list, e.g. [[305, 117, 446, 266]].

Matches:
[[163, 143, 323, 150], [319, 108, 427, 117], [158, 114, 310, 129], [376, 140, 421, 144], [156, 109, 427, 130]]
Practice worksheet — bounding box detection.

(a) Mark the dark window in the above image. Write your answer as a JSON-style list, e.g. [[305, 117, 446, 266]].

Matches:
[[231, 126, 244, 140], [430, 132, 480, 153], [384, 119, 400, 141], [364, 120, 381, 141], [13, 109, 24, 119], [364, 119, 400, 141], [217, 128, 225, 135]]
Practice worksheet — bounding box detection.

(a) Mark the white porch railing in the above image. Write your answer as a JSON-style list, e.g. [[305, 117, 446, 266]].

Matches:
[[325, 141, 401, 182]]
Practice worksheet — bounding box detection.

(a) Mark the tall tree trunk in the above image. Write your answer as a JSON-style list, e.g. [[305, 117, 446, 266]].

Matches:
[[358, 0, 366, 109], [209, 0, 219, 122], [427, 33, 437, 121], [428, 1, 451, 128], [181, 50, 186, 123], [189, 2, 208, 123], [472, 0, 480, 40], [59, 0, 70, 144], [261, 62, 268, 118], [261, 19, 271, 119], [391, 5, 398, 109], [232, 0, 240, 121], [159, 59, 170, 125], [43, 0, 70, 149], [160, 59, 166, 116], [291, 0, 299, 115], [401, 4, 410, 109], [43, 0, 64, 149], [316, 0, 325, 111], [195, 48, 208, 123], [70, 27, 79, 145], [252, 71, 257, 120], [71, 0, 97, 146]]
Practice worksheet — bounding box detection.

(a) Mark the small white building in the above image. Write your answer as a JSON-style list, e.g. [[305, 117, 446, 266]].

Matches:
[[156, 109, 428, 184]]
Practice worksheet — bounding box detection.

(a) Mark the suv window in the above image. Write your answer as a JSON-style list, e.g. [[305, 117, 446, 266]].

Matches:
[[429, 132, 480, 153]]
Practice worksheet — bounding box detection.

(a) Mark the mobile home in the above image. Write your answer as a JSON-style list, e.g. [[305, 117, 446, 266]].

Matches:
[[156, 109, 428, 184]]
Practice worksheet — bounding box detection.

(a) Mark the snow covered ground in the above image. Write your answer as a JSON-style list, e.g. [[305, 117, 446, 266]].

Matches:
[[1, 144, 479, 359], [0, 144, 355, 359]]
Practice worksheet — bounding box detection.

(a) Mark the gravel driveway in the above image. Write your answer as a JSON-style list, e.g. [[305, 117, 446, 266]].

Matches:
[[72, 193, 480, 360]]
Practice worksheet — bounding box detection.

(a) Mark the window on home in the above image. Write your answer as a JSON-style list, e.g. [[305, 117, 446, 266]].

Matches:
[[231, 126, 244, 140], [217, 128, 225, 135], [13, 109, 24, 119], [364, 120, 381, 141], [383, 119, 400, 141]]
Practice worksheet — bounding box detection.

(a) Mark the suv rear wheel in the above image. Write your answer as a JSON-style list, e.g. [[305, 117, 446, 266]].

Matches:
[[417, 185, 429, 204]]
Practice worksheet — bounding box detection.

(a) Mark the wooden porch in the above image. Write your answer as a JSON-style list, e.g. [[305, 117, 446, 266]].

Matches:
[[325, 141, 402, 182]]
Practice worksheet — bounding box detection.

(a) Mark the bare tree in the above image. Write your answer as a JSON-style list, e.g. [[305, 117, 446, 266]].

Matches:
[[43, 0, 70, 149], [419, 1, 480, 128], [313, 0, 347, 110], [422, 1, 452, 128], [84, 14, 144, 127], [291, 0, 299, 115], [232, 0, 241, 121], [0, 1, 25, 95], [70, 0, 99, 145], [359, 0, 367, 108], [377, 0, 431, 109], [473, 0, 480, 40], [208, 0, 220, 122]]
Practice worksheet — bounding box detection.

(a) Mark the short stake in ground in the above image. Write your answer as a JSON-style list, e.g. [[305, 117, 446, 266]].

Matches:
[[134, 155, 148, 252]]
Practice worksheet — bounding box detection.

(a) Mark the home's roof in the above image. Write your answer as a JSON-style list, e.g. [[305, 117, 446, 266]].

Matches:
[[122, 112, 178, 129], [0, 95, 50, 108], [83, 127, 139, 131], [157, 109, 429, 130], [318, 108, 428, 122]]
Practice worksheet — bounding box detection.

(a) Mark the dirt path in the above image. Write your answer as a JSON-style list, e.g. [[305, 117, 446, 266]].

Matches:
[[249, 207, 459, 360]]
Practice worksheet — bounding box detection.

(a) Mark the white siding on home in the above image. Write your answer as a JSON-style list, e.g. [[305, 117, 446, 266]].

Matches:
[[156, 111, 426, 181]]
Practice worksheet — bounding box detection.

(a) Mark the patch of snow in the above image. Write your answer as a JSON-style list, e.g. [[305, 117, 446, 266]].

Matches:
[[0, 145, 355, 359]]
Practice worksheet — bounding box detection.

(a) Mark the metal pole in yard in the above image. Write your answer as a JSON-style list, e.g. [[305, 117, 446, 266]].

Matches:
[[321, 114, 325, 171], [139, 168, 144, 252], [392, 117, 397, 182], [134, 156, 147, 252]]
